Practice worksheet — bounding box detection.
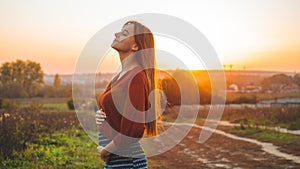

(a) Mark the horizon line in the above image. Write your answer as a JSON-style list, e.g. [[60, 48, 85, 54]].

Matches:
[[44, 68, 299, 76]]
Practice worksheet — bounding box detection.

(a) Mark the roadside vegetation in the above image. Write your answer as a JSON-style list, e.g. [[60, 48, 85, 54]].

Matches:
[[0, 98, 163, 168]]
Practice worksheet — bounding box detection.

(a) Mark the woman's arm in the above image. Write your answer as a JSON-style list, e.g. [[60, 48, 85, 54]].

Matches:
[[96, 109, 112, 162], [98, 141, 117, 163]]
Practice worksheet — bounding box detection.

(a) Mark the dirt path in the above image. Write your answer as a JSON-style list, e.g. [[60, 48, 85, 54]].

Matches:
[[149, 124, 300, 169]]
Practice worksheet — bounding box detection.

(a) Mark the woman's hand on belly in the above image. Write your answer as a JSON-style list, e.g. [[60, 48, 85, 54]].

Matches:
[[96, 109, 107, 125], [97, 146, 110, 163]]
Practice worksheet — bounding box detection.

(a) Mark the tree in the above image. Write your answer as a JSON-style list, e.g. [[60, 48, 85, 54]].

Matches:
[[293, 74, 300, 87], [261, 74, 292, 92], [161, 69, 201, 105], [53, 73, 61, 91], [162, 76, 180, 105], [0, 60, 44, 97]]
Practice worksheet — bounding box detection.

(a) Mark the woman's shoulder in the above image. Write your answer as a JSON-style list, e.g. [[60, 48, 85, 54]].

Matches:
[[128, 66, 147, 84]]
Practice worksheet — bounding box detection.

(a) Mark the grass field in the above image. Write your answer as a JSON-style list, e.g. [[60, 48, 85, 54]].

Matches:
[[1, 127, 105, 169], [218, 126, 300, 146], [0, 98, 164, 168], [1, 97, 300, 168], [0, 124, 163, 169], [11, 97, 71, 112]]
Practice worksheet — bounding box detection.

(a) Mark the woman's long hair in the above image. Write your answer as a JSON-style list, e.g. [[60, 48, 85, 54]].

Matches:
[[124, 21, 160, 136]]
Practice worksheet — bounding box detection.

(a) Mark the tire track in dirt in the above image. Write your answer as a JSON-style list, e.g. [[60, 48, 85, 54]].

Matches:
[[149, 123, 300, 169], [178, 122, 300, 164]]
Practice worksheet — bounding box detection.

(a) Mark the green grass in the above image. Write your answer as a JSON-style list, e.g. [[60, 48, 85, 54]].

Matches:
[[0, 126, 163, 169], [286, 121, 300, 130], [41, 103, 69, 112], [0, 97, 164, 168], [12, 97, 68, 104], [219, 126, 300, 146], [12, 97, 71, 112], [1, 127, 105, 169], [17, 103, 70, 112]]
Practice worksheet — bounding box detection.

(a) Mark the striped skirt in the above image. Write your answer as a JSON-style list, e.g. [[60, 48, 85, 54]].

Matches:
[[98, 132, 147, 169]]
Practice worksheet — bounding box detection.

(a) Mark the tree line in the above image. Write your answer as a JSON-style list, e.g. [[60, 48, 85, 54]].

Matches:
[[0, 60, 44, 97], [261, 73, 300, 92], [2, 60, 299, 104], [0, 60, 71, 98], [0, 60, 213, 105]]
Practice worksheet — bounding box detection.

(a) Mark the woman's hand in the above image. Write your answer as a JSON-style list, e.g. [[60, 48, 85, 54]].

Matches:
[[95, 109, 107, 125], [97, 146, 110, 163]]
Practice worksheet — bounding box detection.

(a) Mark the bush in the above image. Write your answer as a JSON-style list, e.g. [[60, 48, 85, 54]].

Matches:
[[1, 99, 19, 112], [287, 121, 300, 130], [67, 99, 74, 110], [0, 107, 38, 159], [228, 96, 257, 104], [0, 102, 79, 159]]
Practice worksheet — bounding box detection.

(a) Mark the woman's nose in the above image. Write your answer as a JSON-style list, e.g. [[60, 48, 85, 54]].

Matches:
[[115, 32, 120, 38]]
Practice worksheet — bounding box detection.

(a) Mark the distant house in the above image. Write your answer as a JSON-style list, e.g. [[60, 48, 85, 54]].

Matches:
[[226, 83, 262, 93], [280, 83, 299, 93], [241, 83, 261, 93], [268, 83, 282, 93], [228, 84, 239, 92]]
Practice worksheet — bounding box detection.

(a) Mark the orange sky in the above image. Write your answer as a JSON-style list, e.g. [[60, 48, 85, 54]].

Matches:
[[238, 48, 300, 72], [1, 0, 300, 74]]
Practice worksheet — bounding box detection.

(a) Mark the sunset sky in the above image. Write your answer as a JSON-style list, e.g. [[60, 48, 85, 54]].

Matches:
[[0, 0, 300, 74]]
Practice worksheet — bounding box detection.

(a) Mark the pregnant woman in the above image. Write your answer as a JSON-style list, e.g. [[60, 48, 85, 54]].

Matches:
[[96, 20, 160, 169]]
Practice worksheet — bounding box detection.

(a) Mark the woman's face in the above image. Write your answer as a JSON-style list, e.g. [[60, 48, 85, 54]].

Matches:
[[111, 23, 137, 52]]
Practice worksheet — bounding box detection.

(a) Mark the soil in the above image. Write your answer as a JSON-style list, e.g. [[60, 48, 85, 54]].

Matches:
[[149, 125, 300, 169]]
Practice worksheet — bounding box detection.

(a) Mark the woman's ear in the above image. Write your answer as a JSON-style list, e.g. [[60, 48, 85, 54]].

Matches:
[[131, 43, 139, 51]]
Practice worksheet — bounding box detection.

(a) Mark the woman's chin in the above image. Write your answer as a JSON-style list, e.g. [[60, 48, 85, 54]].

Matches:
[[111, 42, 119, 48], [111, 45, 118, 50]]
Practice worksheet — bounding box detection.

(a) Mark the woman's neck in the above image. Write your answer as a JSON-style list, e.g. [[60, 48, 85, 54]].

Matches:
[[117, 53, 140, 81], [120, 53, 139, 72]]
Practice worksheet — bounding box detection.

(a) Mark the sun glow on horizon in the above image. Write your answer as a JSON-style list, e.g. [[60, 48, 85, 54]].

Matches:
[[0, 0, 300, 74]]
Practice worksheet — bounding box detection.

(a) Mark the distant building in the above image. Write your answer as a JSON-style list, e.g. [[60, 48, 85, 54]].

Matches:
[[226, 83, 262, 93], [228, 84, 239, 92], [241, 83, 261, 93], [280, 83, 299, 93]]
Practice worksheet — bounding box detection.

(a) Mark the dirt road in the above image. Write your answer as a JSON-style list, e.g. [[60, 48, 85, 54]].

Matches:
[[149, 124, 300, 169]]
